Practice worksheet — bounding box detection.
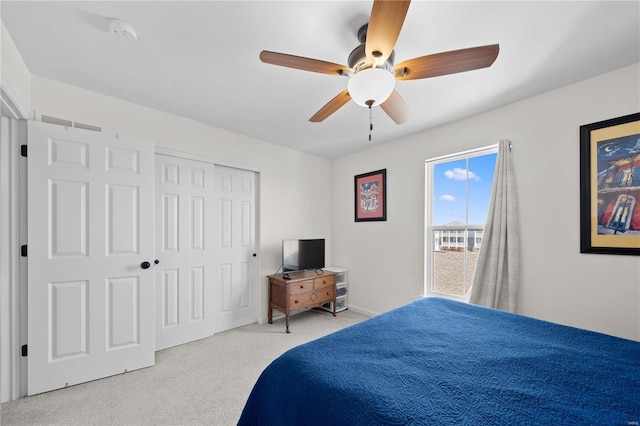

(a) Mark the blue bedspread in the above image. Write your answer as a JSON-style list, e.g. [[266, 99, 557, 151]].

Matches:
[[238, 297, 640, 425]]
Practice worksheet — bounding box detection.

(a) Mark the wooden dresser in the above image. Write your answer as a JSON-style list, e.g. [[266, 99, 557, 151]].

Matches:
[[268, 270, 336, 333]]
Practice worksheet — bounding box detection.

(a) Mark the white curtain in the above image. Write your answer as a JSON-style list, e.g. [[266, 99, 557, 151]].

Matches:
[[469, 140, 520, 313]]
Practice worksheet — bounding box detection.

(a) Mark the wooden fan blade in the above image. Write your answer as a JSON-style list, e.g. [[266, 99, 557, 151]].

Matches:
[[309, 90, 352, 122], [260, 51, 350, 76], [380, 90, 409, 124], [394, 44, 499, 81], [365, 0, 411, 65]]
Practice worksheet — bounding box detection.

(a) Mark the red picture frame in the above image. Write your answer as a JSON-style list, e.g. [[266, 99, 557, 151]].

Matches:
[[355, 169, 386, 222]]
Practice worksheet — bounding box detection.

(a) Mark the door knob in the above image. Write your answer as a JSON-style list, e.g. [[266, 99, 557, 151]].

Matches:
[[140, 261, 151, 269], [154, 259, 160, 265], [252, 253, 257, 257]]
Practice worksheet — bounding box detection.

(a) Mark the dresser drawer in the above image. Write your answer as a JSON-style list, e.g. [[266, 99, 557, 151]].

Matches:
[[289, 288, 335, 309], [289, 281, 313, 294], [289, 291, 315, 309], [314, 275, 335, 289], [321, 286, 336, 300]]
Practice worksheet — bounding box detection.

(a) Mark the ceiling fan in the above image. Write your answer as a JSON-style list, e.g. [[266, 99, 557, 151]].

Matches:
[[260, 0, 499, 126]]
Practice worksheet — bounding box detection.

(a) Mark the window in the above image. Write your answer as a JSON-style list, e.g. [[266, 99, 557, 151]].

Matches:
[[425, 146, 497, 300]]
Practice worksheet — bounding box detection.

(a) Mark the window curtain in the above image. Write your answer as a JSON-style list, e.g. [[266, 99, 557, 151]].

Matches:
[[469, 140, 520, 313]]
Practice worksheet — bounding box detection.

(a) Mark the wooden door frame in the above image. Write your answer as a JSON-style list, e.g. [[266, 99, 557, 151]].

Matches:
[[0, 80, 31, 402]]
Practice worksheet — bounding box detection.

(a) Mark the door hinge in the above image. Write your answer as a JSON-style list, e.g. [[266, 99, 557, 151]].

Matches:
[[21, 345, 27, 357], [21, 245, 27, 257], [20, 145, 27, 158]]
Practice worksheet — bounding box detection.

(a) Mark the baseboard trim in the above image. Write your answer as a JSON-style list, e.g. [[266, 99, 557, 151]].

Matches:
[[344, 305, 377, 317]]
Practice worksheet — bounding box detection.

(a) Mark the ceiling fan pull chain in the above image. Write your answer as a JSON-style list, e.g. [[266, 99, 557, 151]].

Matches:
[[367, 100, 374, 141]]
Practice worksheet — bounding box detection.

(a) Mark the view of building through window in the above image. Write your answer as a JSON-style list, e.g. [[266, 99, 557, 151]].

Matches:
[[425, 148, 497, 298]]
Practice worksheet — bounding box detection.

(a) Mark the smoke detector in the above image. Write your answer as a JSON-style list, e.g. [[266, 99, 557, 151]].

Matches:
[[107, 18, 138, 41]]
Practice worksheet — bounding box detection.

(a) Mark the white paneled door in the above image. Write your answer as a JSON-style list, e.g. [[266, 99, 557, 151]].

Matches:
[[214, 166, 257, 332], [27, 121, 155, 396], [154, 155, 216, 350]]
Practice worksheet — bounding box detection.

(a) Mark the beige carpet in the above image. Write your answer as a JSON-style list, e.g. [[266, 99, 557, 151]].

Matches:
[[1, 309, 367, 426]]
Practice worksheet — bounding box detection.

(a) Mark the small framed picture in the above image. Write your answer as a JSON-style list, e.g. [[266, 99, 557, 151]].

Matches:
[[355, 169, 386, 222], [579, 112, 640, 255]]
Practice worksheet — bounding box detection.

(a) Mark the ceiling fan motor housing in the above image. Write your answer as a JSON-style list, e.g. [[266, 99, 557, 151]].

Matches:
[[348, 43, 395, 72], [348, 23, 395, 72]]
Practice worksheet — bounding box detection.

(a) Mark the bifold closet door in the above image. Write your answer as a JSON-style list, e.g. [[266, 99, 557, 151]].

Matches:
[[214, 165, 257, 332], [27, 121, 155, 395], [155, 155, 216, 351]]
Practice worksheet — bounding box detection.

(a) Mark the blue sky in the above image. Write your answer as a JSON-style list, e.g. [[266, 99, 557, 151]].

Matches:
[[432, 152, 497, 226]]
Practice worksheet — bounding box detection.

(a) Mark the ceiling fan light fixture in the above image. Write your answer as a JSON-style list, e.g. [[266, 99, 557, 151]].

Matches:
[[347, 68, 395, 107]]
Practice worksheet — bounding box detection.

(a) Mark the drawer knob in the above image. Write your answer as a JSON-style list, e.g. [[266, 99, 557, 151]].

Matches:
[[300, 285, 304, 289], [294, 300, 299, 304]]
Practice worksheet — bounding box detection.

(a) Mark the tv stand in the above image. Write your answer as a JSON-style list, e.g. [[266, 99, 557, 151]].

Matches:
[[268, 270, 337, 333]]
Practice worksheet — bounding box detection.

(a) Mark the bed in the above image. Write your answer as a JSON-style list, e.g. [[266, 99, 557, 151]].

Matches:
[[238, 297, 640, 425]]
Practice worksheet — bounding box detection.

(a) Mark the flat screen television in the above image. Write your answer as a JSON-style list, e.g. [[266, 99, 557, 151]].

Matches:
[[282, 239, 325, 275]]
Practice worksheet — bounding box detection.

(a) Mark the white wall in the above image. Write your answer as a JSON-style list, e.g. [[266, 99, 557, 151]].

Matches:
[[332, 64, 640, 341], [0, 21, 31, 115], [29, 75, 333, 322]]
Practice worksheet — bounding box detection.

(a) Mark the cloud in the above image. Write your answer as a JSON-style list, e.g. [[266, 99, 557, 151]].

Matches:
[[444, 168, 480, 181], [440, 194, 456, 202]]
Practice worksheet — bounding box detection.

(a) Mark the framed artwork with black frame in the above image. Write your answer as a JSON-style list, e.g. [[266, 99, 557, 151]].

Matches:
[[579, 112, 640, 255], [355, 169, 386, 222]]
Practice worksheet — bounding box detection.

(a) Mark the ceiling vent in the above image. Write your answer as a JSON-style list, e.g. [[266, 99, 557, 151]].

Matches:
[[42, 115, 101, 132]]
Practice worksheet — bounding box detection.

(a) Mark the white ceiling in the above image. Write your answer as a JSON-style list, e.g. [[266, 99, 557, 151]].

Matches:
[[2, 1, 639, 159]]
